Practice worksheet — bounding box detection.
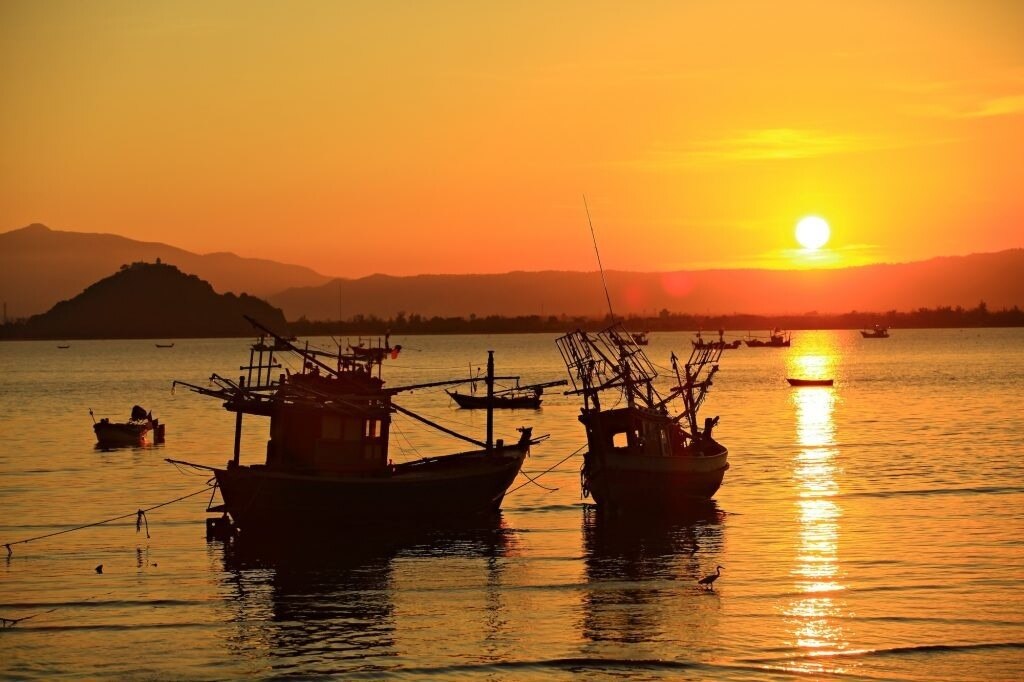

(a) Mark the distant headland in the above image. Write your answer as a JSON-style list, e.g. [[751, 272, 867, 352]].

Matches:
[[0, 261, 288, 340]]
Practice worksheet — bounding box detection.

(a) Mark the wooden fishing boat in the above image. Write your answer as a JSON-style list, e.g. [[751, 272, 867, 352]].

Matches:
[[556, 324, 729, 513], [170, 318, 541, 538], [787, 378, 834, 387], [692, 330, 742, 350], [860, 325, 890, 339], [745, 328, 791, 347], [447, 379, 567, 410], [91, 405, 165, 447]]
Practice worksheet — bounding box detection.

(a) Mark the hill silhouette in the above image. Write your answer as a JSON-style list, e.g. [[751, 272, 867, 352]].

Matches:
[[0, 223, 330, 318], [270, 249, 1024, 320], [6, 261, 288, 339]]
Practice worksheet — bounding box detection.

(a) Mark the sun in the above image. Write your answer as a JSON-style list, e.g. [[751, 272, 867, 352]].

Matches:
[[795, 216, 830, 250]]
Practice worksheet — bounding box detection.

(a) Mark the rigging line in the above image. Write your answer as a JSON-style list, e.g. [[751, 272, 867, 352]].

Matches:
[[2, 486, 212, 555], [394, 405, 482, 434], [505, 444, 587, 496], [388, 417, 423, 461], [584, 194, 615, 321]]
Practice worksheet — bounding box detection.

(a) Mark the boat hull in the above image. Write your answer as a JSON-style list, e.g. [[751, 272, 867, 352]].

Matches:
[[449, 392, 541, 409], [582, 445, 729, 512], [787, 378, 834, 387], [213, 446, 528, 534]]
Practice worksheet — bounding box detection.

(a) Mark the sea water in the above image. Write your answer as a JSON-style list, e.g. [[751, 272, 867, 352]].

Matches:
[[1, 329, 1022, 680]]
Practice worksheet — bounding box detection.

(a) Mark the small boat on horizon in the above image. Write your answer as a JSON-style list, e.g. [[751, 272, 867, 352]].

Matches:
[[786, 378, 834, 387], [860, 325, 890, 338], [155, 342, 175, 348], [630, 331, 650, 346], [745, 328, 791, 347], [693, 330, 742, 350], [170, 317, 542, 539], [91, 405, 165, 447], [57, 344, 70, 349], [557, 324, 730, 513], [347, 333, 401, 362]]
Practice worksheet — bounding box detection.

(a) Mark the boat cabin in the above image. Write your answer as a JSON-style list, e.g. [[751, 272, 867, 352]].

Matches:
[[580, 406, 689, 458], [258, 371, 393, 476]]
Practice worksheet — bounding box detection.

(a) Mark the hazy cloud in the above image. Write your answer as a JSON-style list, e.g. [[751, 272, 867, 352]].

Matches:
[[956, 95, 1024, 119], [687, 242, 882, 271], [638, 128, 894, 169]]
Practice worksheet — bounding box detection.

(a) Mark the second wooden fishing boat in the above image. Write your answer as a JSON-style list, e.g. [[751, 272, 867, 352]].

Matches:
[[557, 324, 730, 513]]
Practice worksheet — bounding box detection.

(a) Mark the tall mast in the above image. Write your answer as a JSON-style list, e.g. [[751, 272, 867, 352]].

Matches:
[[486, 350, 494, 450], [584, 194, 616, 321]]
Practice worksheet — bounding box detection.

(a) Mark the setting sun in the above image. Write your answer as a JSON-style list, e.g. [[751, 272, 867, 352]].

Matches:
[[796, 216, 831, 251]]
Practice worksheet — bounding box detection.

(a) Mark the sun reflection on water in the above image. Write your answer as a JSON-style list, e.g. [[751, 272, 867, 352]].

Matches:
[[784, 345, 848, 668]]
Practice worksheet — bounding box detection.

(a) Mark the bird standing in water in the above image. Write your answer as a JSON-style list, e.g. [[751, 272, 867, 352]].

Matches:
[[698, 565, 723, 591]]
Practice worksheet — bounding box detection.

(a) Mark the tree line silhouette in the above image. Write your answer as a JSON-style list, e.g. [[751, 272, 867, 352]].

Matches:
[[288, 301, 1023, 336]]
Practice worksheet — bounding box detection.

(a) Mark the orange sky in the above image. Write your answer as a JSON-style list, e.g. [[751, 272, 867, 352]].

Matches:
[[2, 1, 1022, 277]]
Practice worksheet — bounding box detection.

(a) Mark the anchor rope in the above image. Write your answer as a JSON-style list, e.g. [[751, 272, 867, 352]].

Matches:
[[3, 485, 212, 556], [505, 444, 586, 496]]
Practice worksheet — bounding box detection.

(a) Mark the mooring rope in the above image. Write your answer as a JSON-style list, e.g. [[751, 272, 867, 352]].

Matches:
[[506, 444, 586, 496], [1, 592, 112, 629], [3, 485, 212, 557]]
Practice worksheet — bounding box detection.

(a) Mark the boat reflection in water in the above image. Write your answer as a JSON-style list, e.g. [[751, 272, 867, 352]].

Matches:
[[216, 518, 517, 677], [783, 368, 849, 675], [579, 505, 725, 649]]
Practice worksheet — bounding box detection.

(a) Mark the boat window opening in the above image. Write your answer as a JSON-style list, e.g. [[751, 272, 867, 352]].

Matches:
[[612, 431, 629, 449], [365, 419, 378, 439]]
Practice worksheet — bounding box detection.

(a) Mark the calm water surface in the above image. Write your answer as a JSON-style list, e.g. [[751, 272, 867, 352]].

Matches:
[[1, 330, 1023, 680]]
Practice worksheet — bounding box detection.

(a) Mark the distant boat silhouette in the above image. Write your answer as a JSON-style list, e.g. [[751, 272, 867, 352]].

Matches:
[[693, 330, 742, 350], [57, 344, 70, 349], [447, 379, 567, 410], [860, 325, 890, 338], [630, 331, 650, 346], [155, 343, 175, 348], [745, 328, 791, 347]]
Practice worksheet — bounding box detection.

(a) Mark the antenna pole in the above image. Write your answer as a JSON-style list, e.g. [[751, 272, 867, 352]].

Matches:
[[584, 194, 615, 321]]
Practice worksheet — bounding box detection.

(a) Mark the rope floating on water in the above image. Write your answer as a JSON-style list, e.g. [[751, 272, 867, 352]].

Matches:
[[2, 486, 212, 556]]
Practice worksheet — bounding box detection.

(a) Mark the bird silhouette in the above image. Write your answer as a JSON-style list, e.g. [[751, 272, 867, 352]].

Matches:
[[95, 564, 103, 574], [698, 565, 722, 591]]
